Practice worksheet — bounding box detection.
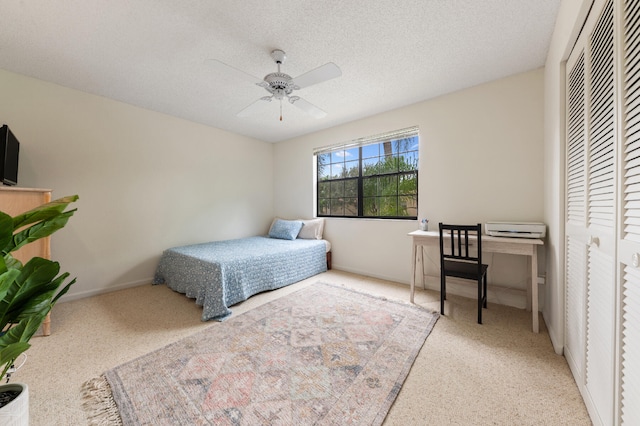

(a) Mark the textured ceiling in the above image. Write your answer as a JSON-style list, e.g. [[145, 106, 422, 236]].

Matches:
[[0, 0, 560, 143]]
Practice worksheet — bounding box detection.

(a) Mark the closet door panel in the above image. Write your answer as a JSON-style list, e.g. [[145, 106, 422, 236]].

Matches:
[[565, 234, 587, 377], [619, 266, 640, 424], [584, 2, 616, 424], [618, 0, 640, 423], [585, 248, 615, 423], [565, 46, 588, 384]]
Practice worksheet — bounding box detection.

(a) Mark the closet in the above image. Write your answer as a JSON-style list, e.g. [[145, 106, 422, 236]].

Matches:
[[564, 0, 640, 424]]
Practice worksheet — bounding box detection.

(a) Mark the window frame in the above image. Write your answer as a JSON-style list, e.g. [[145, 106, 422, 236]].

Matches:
[[315, 127, 419, 220]]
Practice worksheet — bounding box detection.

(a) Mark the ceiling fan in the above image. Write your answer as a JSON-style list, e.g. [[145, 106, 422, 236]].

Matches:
[[210, 49, 342, 121]]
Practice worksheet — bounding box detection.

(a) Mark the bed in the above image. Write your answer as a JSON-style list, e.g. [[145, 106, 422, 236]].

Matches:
[[152, 218, 329, 321]]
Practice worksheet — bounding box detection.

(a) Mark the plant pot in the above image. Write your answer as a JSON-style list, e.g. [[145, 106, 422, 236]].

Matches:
[[0, 383, 28, 426]]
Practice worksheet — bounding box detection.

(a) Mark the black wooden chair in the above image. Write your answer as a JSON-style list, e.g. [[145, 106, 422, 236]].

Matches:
[[439, 223, 489, 324]]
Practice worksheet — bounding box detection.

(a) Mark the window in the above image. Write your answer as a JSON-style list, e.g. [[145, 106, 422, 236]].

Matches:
[[315, 127, 419, 219]]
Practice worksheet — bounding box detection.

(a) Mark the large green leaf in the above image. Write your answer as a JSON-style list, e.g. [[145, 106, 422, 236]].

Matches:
[[4, 209, 76, 256], [1, 254, 21, 271], [0, 317, 39, 347], [0, 342, 30, 379], [0, 255, 8, 279], [51, 276, 76, 305], [0, 342, 30, 364], [1, 195, 78, 257], [0, 212, 12, 253], [0, 258, 60, 329], [2, 195, 78, 256], [0, 315, 45, 377], [11, 195, 79, 231], [0, 269, 21, 320]]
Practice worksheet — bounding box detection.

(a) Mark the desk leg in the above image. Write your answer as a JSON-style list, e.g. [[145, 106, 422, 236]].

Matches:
[[531, 249, 539, 333], [410, 243, 417, 303], [526, 257, 532, 312], [418, 245, 425, 290]]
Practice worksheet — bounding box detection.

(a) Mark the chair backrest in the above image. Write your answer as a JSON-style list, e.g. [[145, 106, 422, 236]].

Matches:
[[439, 223, 483, 265]]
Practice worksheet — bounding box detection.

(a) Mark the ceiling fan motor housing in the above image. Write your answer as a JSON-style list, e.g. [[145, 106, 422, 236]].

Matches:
[[264, 72, 297, 99]]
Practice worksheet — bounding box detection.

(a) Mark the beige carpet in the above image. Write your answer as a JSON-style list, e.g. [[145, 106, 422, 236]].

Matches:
[[17, 270, 591, 425], [83, 283, 438, 425]]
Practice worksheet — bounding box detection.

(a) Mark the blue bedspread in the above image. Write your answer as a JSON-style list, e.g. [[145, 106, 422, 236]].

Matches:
[[152, 236, 327, 321]]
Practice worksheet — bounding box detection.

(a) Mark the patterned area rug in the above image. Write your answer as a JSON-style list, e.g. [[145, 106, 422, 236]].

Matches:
[[82, 282, 438, 425]]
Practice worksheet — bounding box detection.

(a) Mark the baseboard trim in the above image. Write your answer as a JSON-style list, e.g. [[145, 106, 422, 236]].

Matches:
[[418, 275, 538, 310], [331, 265, 407, 285], [59, 278, 152, 303], [544, 309, 564, 355]]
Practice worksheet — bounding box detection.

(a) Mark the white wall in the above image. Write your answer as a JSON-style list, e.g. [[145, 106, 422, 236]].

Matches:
[[273, 69, 545, 307], [0, 55, 552, 313], [543, 0, 593, 354], [0, 69, 274, 300]]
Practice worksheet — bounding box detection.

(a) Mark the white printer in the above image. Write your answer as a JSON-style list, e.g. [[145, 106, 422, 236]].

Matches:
[[485, 222, 546, 239]]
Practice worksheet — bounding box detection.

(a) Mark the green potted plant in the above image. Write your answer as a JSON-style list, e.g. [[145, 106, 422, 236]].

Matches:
[[0, 195, 78, 424]]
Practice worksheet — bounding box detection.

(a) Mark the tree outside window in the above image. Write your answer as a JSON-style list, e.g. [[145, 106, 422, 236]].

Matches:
[[316, 128, 419, 219]]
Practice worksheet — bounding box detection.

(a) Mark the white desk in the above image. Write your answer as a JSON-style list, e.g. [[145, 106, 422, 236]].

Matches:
[[409, 230, 544, 333]]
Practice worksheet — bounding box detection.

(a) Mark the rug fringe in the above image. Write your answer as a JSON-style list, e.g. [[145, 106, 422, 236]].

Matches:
[[81, 376, 123, 426]]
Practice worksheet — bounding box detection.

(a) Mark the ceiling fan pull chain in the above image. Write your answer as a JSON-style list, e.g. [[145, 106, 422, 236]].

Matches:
[[280, 100, 283, 121]]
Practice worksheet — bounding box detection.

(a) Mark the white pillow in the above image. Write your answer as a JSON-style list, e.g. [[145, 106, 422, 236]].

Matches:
[[297, 218, 325, 240]]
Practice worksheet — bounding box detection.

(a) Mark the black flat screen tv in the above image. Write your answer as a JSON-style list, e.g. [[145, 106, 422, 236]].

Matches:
[[0, 125, 20, 186]]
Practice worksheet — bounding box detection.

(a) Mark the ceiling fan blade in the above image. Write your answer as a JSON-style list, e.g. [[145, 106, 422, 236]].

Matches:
[[206, 59, 268, 87], [237, 96, 272, 117], [289, 96, 327, 119], [291, 62, 341, 89]]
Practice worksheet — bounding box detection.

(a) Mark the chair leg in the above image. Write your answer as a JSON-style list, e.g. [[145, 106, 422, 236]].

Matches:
[[483, 275, 488, 309], [477, 278, 482, 324], [440, 275, 446, 315], [443, 275, 447, 300]]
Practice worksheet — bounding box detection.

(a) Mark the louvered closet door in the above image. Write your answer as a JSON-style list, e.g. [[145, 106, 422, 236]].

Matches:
[[565, 46, 587, 385], [585, 1, 617, 424], [564, 1, 617, 424], [617, 0, 640, 423]]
